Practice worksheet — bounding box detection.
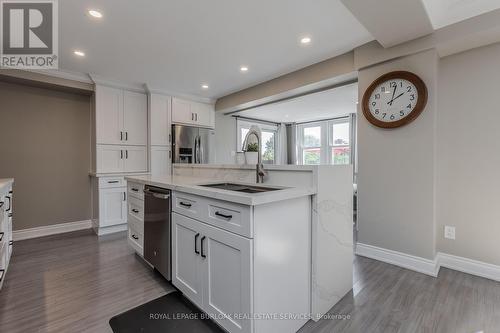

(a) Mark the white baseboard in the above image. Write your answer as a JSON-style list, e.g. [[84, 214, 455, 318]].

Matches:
[[13, 220, 92, 241], [355, 243, 439, 276], [93, 223, 128, 236], [437, 252, 500, 282], [356, 243, 500, 282]]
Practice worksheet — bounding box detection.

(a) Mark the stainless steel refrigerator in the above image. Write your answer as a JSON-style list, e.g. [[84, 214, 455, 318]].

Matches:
[[172, 125, 214, 164]]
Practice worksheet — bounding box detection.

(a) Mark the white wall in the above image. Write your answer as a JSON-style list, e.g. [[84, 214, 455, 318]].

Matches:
[[214, 112, 236, 164], [357, 49, 438, 260], [437, 42, 500, 266]]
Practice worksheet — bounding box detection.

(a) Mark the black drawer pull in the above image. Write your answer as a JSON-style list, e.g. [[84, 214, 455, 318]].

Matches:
[[0, 232, 3, 241], [194, 233, 200, 254], [6, 196, 11, 211], [132, 209, 139, 213], [0, 269, 4, 282], [132, 234, 139, 240], [9, 241, 13, 246], [200, 236, 206, 258], [215, 211, 232, 220], [179, 202, 192, 208], [108, 180, 119, 184], [8, 213, 12, 218], [0, 201, 3, 208], [131, 188, 139, 192]]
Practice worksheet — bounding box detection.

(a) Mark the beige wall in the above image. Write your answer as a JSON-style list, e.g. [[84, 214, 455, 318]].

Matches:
[[0, 81, 92, 230], [356, 49, 438, 260], [437, 42, 500, 266]]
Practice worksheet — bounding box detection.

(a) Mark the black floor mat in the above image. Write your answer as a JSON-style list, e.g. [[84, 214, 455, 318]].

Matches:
[[109, 291, 225, 333]]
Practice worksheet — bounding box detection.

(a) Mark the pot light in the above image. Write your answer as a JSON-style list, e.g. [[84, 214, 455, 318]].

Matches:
[[74, 50, 85, 57], [88, 10, 103, 18], [240, 66, 248, 72], [201, 84, 209, 89], [300, 37, 311, 45]]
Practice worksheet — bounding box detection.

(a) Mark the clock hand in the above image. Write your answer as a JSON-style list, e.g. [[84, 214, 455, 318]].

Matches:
[[389, 86, 396, 105], [387, 92, 405, 105]]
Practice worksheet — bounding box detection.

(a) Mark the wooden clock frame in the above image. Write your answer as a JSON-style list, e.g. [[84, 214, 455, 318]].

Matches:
[[362, 71, 428, 129]]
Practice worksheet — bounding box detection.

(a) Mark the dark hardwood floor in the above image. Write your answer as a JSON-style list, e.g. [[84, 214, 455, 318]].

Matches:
[[1, 230, 499, 333]]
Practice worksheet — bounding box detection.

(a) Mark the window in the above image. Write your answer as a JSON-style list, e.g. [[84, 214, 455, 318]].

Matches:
[[237, 119, 279, 164], [298, 116, 355, 166]]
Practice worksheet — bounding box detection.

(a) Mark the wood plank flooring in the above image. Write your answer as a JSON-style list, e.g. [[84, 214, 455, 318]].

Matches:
[[1, 230, 500, 333]]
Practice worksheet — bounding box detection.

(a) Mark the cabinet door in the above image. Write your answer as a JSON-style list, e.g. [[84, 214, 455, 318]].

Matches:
[[123, 91, 148, 145], [151, 146, 171, 176], [95, 85, 123, 145], [171, 97, 194, 125], [96, 145, 124, 173], [99, 187, 127, 227], [150, 94, 171, 145], [123, 146, 147, 172], [192, 102, 215, 129], [172, 213, 204, 308], [200, 222, 252, 333]]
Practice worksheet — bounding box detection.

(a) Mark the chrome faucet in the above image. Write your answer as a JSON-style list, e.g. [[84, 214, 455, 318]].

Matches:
[[242, 125, 267, 183]]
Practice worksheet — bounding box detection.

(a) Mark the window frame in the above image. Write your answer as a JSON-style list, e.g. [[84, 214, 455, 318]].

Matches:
[[236, 118, 281, 164]]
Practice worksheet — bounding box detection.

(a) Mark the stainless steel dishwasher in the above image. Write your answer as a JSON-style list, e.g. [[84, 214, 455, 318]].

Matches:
[[143, 185, 171, 280]]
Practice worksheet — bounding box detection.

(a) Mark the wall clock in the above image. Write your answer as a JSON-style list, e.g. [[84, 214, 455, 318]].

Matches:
[[362, 71, 428, 129]]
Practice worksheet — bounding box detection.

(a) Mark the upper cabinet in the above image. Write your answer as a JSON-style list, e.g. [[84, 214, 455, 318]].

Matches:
[[95, 85, 147, 146], [171, 97, 215, 129], [150, 94, 172, 146]]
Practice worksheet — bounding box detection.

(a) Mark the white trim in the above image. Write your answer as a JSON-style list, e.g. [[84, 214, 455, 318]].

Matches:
[[356, 243, 500, 282], [28, 69, 93, 84], [13, 220, 92, 241], [93, 223, 128, 236], [89, 74, 147, 93], [437, 252, 500, 283], [355, 242, 439, 276], [145, 83, 215, 104]]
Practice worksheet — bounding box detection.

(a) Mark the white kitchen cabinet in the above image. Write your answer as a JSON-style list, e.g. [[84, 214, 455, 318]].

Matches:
[[96, 145, 147, 173], [172, 213, 204, 308], [171, 97, 214, 129], [127, 182, 144, 255], [0, 180, 13, 291], [95, 85, 147, 146], [150, 94, 172, 146], [151, 146, 171, 175], [95, 86, 123, 145], [123, 91, 148, 145], [99, 186, 127, 228]]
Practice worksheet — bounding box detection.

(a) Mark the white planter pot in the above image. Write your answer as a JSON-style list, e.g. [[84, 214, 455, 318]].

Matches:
[[245, 152, 259, 165]]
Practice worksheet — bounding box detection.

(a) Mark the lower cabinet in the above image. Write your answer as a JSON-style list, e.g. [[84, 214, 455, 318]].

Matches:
[[0, 181, 13, 291], [93, 177, 128, 236], [172, 212, 252, 333], [127, 182, 144, 255]]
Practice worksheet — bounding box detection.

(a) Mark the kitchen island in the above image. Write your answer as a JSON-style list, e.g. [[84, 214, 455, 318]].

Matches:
[[126, 164, 353, 333]]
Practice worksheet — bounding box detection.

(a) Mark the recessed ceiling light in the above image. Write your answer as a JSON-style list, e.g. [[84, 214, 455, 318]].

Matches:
[[74, 50, 85, 57], [201, 84, 209, 89], [88, 10, 103, 18], [240, 66, 249, 72], [300, 37, 311, 45]]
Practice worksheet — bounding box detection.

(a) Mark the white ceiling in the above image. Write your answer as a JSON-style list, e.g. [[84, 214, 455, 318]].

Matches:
[[422, 0, 500, 29], [235, 83, 357, 123], [59, 0, 373, 99]]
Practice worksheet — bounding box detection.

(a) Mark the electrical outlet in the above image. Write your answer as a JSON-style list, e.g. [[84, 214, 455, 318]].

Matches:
[[444, 226, 455, 240]]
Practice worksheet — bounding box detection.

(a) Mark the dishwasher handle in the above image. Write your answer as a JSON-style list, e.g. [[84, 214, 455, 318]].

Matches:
[[143, 188, 170, 200]]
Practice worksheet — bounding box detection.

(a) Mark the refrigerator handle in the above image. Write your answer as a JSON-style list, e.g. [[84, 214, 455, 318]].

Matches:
[[194, 135, 199, 164], [196, 136, 201, 164], [199, 136, 204, 163]]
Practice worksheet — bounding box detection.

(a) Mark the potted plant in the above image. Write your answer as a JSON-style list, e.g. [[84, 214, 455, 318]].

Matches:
[[245, 142, 259, 165]]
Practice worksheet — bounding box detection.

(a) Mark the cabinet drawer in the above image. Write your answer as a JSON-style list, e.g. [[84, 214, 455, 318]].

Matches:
[[99, 176, 126, 188], [173, 192, 202, 220], [206, 201, 251, 238], [128, 214, 144, 234], [128, 225, 143, 255], [128, 182, 144, 200], [128, 196, 144, 221]]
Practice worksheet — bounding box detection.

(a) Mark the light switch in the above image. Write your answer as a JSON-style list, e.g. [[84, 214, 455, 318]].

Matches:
[[444, 226, 455, 240]]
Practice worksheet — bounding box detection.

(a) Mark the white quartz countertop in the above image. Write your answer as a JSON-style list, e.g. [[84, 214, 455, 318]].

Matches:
[[125, 175, 315, 206], [0, 178, 14, 190]]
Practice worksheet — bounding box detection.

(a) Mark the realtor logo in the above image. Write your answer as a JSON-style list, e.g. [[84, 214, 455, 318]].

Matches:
[[0, 0, 58, 68]]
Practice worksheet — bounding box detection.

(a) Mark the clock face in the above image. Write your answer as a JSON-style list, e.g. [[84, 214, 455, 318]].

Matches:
[[362, 71, 428, 129], [368, 79, 418, 123]]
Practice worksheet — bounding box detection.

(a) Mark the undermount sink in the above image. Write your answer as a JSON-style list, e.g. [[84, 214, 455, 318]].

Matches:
[[199, 183, 283, 194]]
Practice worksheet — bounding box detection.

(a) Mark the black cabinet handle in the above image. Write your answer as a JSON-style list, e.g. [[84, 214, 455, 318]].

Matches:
[[194, 233, 200, 254], [125, 132, 128, 141], [200, 236, 206, 258], [0, 232, 3, 241], [120, 131, 123, 140], [0, 201, 3, 208], [132, 209, 139, 213], [6, 196, 11, 212], [215, 211, 232, 220], [108, 180, 119, 184], [120, 150, 123, 159], [179, 202, 192, 208], [125, 150, 128, 159], [9, 241, 13, 246], [8, 213, 12, 218], [132, 234, 139, 240], [123, 192, 126, 201], [0, 269, 4, 282], [131, 188, 139, 192]]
